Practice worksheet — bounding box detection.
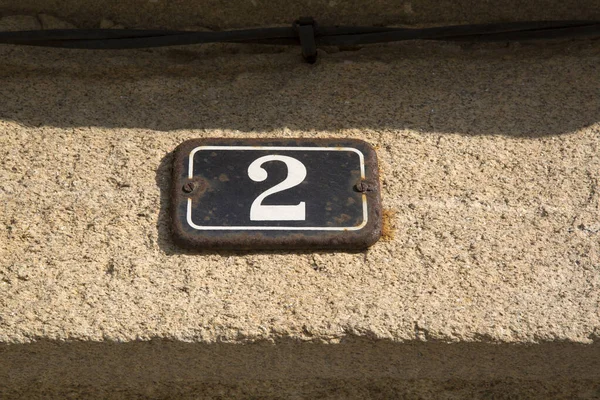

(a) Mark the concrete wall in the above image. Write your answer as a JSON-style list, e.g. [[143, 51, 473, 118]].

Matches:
[[1, 3, 600, 399]]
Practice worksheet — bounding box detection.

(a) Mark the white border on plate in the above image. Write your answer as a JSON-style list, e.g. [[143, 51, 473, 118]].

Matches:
[[185, 146, 368, 231]]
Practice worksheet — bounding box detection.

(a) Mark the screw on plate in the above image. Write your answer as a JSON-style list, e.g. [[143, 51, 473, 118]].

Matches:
[[355, 181, 375, 193], [182, 182, 195, 193]]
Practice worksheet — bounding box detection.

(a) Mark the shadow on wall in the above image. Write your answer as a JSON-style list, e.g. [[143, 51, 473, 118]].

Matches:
[[1, 339, 600, 398], [0, 42, 598, 137], [3, 0, 600, 29]]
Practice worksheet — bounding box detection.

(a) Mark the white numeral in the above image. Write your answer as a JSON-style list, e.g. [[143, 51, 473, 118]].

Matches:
[[248, 155, 307, 221]]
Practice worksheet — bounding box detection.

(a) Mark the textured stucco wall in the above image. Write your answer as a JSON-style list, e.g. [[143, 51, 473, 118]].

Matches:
[[1, 5, 600, 399]]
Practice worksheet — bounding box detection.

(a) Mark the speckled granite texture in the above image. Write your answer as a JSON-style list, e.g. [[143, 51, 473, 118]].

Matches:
[[1, 8, 599, 398]]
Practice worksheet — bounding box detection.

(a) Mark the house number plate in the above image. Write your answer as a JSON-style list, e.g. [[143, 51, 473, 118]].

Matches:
[[170, 138, 382, 250]]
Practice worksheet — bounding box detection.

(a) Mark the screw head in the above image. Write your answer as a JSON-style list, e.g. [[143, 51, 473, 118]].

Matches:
[[182, 182, 195, 193], [355, 181, 375, 193]]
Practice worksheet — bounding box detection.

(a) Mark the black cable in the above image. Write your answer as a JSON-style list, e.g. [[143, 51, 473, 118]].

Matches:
[[0, 18, 598, 63]]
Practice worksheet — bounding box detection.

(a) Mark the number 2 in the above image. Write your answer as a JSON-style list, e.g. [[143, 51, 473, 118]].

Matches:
[[248, 155, 307, 221]]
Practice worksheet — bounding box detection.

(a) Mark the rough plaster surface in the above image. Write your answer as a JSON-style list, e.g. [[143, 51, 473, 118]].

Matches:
[[1, 12, 600, 398]]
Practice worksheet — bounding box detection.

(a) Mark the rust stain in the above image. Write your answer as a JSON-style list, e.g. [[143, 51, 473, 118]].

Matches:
[[218, 173, 230, 182], [381, 208, 397, 241], [333, 214, 351, 224]]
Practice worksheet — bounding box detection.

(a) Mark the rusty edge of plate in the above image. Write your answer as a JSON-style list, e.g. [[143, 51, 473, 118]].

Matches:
[[169, 138, 382, 251]]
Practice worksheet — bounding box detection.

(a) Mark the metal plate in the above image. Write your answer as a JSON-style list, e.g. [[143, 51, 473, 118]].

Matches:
[[170, 138, 382, 250]]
